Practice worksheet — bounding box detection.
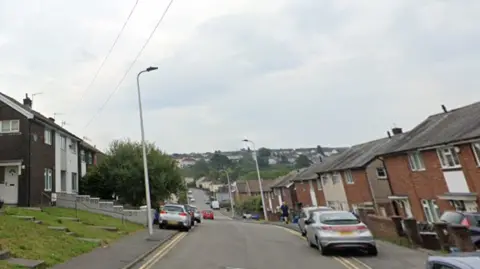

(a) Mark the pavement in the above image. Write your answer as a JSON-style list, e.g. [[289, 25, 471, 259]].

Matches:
[[132, 188, 430, 269]]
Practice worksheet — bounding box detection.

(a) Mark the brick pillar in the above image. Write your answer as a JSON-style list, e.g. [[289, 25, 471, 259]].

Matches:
[[433, 222, 452, 252], [447, 224, 476, 252], [391, 216, 405, 237], [403, 218, 422, 246]]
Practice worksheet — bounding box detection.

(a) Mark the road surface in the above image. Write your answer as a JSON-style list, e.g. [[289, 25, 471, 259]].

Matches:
[[135, 188, 428, 269]]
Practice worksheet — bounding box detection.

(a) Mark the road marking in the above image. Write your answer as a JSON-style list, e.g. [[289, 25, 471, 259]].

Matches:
[[138, 232, 187, 269], [276, 226, 371, 269]]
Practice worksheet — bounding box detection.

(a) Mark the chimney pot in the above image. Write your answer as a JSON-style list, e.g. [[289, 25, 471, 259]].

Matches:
[[441, 104, 448, 113], [387, 131, 392, 138], [392, 127, 403, 135], [23, 94, 32, 108], [48, 117, 55, 122]]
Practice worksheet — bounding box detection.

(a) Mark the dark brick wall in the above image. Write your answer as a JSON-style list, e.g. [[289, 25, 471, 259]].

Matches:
[[343, 169, 373, 207]]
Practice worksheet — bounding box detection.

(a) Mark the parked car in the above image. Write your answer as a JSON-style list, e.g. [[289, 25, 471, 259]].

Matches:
[[188, 190, 193, 194], [158, 204, 192, 231], [202, 210, 214, 220], [305, 210, 377, 256], [298, 206, 333, 236], [426, 251, 480, 268], [190, 198, 196, 203], [190, 205, 202, 223], [440, 211, 480, 248], [211, 200, 220, 210], [184, 204, 196, 226]]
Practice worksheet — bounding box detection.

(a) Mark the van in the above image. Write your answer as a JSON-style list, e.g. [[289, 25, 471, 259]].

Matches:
[[211, 200, 220, 210]]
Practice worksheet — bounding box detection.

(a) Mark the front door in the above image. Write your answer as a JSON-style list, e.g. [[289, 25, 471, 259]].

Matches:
[[308, 180, 318, 206], [1, 166, 19, 204]]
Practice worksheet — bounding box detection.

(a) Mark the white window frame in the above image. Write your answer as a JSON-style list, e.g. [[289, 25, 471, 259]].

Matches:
[[421, 199, 440, 223], [44, 129, 52, 145], [80, 150, 86, 163], [437, 147, 461, 169], [316, 178, 322, 190], [376, 167, 387, 179], [408, 151, 425, 171], [321, 174, 329, 185], [44, 168, 52, 191], [71, 172, 78, 193], [0, 120, 20, 133], [60, 136, 67, 150], [472, 142, 480, 167], [332, 172, 340, 184], [344, 170, 354, 184], [70, 139, 77, 154]]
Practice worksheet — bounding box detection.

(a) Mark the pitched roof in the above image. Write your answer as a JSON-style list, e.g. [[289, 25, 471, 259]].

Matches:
[[235, 181, 248, 193], [0, 92, 81, 140], [313, 133, 407, 174], [271, 168, 309, 187], [381, 102, 480, 154], [80, 141, 104, 154]]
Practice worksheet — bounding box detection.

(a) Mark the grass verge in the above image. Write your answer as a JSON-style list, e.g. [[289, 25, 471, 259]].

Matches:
[[0, 207, 143, 268]]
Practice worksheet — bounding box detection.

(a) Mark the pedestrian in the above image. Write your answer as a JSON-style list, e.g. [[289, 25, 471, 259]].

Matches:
[[280, 202, 289, 224]]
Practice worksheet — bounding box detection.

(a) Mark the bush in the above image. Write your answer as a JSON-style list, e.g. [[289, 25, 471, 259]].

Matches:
[[234, 196, 262, 214]]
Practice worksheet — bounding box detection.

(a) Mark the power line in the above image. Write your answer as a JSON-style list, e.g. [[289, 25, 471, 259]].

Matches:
[[73, 0, 140, 111], [83, 0, 175, 129]]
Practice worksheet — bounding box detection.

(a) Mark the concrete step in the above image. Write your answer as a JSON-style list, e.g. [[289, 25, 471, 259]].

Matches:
[[0, 250, 10, 260], [93, 226, 118, 232], [47, 226, 69, 232], [12, 215, 35, 221], [7, 258, 45, 268], [77, 238, 102, 244], [18, 207, 42, 211], [57, 217, 80, 222]]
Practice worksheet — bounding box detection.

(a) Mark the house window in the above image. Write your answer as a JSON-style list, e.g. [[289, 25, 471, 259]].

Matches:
[[70, 139, 77, 153], [80, 150, 85, 162], [71, 173, 78, 193], [316, 179, 322, 190], [422, 199, 440, 223], [0, 120, 20, 133], [332, 172, 340, 184], [408, 151, 425, 171], [60, 136, 66, 150], [322, 175, 328, 186], [376, 167, 387, 179], [472, 143, 480, 166], [437, 147, 461, 169], [344, 170, 354, 184], [44, 129, 52, 145], [44, 168, 53, 191], [60, 171, 67, 192]]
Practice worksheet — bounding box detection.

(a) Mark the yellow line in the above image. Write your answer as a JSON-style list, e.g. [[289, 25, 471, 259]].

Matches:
[[334, 257, 356, 269], [352, 257, 373, 269], [138, 232, 187, 269], [337, 257, 362, 269]]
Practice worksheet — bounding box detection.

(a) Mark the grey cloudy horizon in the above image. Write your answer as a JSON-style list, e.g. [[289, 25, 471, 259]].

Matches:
[[0, 0, 479, 154]]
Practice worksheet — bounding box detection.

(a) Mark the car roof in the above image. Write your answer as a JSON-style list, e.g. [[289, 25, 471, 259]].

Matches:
[[314, 210, 351, 215], [163, 204, 185, 208], [428, 252, 480, 268]]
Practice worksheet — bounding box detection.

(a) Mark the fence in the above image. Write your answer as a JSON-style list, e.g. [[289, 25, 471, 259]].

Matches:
[[43, 192, 153, 226]]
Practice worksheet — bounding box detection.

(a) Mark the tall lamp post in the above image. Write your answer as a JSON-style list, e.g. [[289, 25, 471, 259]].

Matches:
[[220, 169, 235, 218], [242, 139, 268, 221], [137, 66, 158, 236]]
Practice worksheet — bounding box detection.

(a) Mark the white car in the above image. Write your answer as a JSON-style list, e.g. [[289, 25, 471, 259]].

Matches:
[[190, 198, 196, 202], [188, 190, 193, 194]]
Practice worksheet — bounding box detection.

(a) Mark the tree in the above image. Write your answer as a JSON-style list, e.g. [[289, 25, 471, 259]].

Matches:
[[80, 139, 185, 207], [209, 152, 231, 170], [279, 154, 289, 164], [189, 159, 210, 179], [257, 147, 271, 158], [295, 154, 312, 169]]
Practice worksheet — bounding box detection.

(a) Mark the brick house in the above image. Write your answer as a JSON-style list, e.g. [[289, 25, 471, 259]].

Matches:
[[0, 93, 81, 206], [232, 179, 275, 212], [380, 102, 480, 222], [292, 164, 327, 208], [312, 132, 404, 216], [269, 169, 306, 210], [79, 141, 105, 178]]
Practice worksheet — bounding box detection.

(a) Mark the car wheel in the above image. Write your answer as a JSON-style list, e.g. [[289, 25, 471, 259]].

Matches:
[[197, 220, 201, 223], [182, 226, 190, 232], [301, 228, 306, 237], [367, 246, 378, 256], [317, 238, 329, 256], [159, 224, 165, 229], [307, 236, 315, 248]]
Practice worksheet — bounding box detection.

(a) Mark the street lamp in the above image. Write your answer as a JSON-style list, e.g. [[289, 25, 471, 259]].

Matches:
[[220, 169, 235, 218], [137, 66, 158, 236], [242, 138, 268, 221]]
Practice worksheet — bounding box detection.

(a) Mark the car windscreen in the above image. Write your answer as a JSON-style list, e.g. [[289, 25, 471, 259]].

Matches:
[[163, 206, 183, 213], [319, 212, 360, 225], [440, 211, 464, 224]]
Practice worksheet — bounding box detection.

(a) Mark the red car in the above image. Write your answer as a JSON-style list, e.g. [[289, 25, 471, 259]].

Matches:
[[202, 210, 214, 220]]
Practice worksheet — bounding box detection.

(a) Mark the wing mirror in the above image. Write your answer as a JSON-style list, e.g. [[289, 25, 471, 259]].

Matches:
[[305, 219, 312, 225]]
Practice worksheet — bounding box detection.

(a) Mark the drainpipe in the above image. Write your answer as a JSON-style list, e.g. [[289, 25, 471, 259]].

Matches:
[[378, 156, 399, 216], [364, 169, 379, 214], [27, 120, 32, 206]]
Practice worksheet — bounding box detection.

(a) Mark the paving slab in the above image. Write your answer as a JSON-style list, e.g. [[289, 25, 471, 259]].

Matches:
[[7, 258, 44, 268], [12, 215, 35, 221], [51, 229, 177, 269], [58, 217, 80, 222], [93, 226, 118, 231], [48, 226, 68, 231]]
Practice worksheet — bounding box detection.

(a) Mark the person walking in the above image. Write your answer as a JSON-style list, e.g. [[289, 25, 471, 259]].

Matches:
[[280, 202, 289, 224]]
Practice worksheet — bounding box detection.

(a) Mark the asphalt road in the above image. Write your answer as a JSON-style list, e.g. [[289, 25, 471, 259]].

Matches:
[[134, 188, 428, 269]]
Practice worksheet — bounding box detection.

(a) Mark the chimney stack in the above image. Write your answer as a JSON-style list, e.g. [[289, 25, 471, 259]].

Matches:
[[392, 127, 403, 135], [441, 104, 448, 113], [23, 94, 32, 108], [48, 117, 55, 122], [387, 131, 392, 138]]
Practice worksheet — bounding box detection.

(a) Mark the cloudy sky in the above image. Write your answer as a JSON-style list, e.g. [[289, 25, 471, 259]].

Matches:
[[0, 0, 479, 154]]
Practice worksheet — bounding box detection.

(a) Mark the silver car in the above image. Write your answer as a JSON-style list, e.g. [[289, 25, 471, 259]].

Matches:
[[190, 205, 202, 223], [159, 204, 192, 231], [298, 206, 333, 236], [305, 211, 377, 256]]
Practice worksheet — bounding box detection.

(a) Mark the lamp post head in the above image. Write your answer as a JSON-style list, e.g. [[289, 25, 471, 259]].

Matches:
[[242, 139, 249, 142], [146, 66, 158, 72]]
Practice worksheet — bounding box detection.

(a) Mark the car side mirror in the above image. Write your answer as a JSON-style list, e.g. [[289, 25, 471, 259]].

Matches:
[[305, 219, 311, 225]]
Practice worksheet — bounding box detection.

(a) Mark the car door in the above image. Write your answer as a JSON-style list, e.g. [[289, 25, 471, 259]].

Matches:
[[298, 209, 308, 232]]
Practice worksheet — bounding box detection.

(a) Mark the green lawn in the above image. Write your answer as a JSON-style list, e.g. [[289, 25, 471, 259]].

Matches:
[[0, 207, 143, 268]]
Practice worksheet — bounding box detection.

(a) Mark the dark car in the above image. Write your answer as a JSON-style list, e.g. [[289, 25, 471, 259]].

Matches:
[[440, 211, 480, 248], [427, 251, 480, 268]]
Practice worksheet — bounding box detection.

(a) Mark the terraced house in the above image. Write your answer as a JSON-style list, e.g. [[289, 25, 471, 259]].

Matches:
[[0, 93, 81, 206], [292, 164, 326, 208], [380, 102, 480, 223]]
